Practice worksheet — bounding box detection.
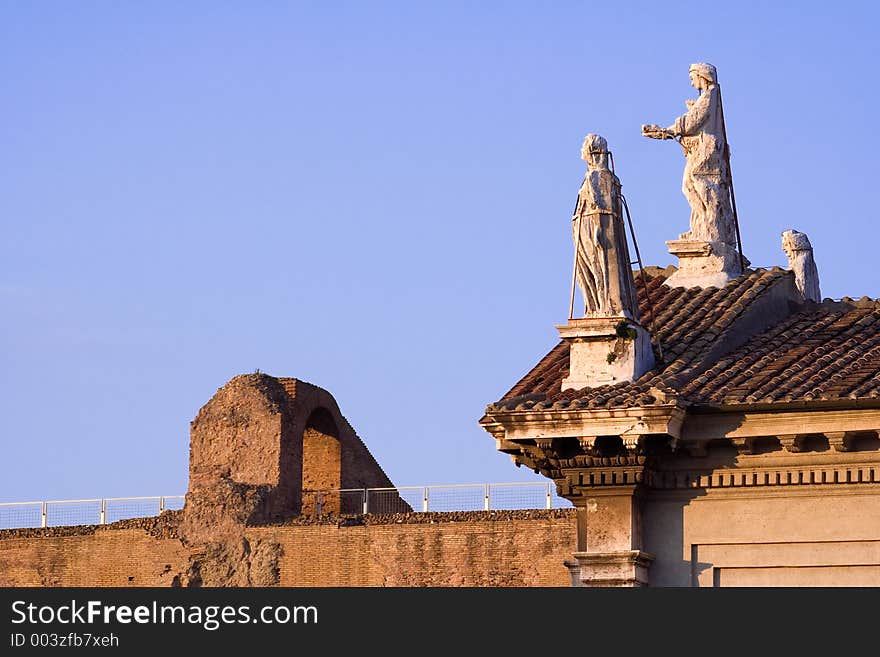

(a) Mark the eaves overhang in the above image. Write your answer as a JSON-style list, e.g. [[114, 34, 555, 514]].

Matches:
[[479, 403, 687, 444]]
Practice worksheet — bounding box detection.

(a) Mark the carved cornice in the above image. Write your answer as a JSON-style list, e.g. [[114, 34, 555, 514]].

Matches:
[[559, 454, 647, 468], [481, 404, 686, 442], [487, 403, 880, 447], [491, 401, 880, 497], [778, 434, 803, 453], [552, 460, 880, 496], [563, 464, 647, 489], [682, 431, 879, 458], [649, 462, 880, 490], [681, 408, 880, 441], [826, 431, 860, 452]]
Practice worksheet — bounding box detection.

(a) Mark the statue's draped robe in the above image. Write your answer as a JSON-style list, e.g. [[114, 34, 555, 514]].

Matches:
[[673, 85, 736, 245], [572, 168, 640, 319], [783, 231, 821, 303], [789, 250, 821, 302]]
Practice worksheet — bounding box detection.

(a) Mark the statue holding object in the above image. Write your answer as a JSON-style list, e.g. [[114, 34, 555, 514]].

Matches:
[[642, 63, 746, 288]]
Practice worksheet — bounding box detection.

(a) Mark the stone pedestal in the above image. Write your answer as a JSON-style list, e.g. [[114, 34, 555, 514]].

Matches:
[[664, 239, 747, 289], [557, 317, 654, 391]]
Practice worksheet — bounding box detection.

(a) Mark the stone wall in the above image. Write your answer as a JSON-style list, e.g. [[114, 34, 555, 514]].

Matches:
[[188, 374, 397, 521], [302, 409, 343, 493], [0, 510, 577, 587], [0, 516, 187, 587], [644, 486, 880, 587]]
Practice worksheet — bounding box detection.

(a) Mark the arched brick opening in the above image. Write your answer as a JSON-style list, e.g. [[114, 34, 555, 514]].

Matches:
[[301, 407, 342, 515]]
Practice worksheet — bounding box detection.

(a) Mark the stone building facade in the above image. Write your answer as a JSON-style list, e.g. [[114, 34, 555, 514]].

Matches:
[[480, 266, 880, 586]]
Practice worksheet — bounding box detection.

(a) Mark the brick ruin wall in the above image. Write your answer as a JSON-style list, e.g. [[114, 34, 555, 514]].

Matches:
[[186, 375, 401, 519], [0, 510, 576, 587], [0, 374, 577, 587]]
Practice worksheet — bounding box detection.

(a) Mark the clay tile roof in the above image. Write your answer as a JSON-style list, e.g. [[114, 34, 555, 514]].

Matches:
[[489, 268, 880, 412], [693, 302, 880, 406]]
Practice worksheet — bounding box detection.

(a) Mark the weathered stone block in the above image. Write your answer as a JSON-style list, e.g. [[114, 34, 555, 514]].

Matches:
[[558, 317, 654, 390]]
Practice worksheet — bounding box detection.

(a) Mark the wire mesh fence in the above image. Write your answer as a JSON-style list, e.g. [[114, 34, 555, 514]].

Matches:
[[0, 496, 185, 530], [47, 500, 102, 527], [488, 482, 563, 510], [160, 496, 186, 512], [307, 482, 573, 516], [0, 502, 42, 530], [426, 484, 486, 512], [367, 487, 420, 514], [104, 497, 185, 523], [0, 483, 571, 529]]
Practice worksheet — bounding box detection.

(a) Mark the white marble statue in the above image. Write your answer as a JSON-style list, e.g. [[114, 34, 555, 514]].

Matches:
[[571, 134, 640, 319], [642, 63, 736, 247], [782, 229, 821, 302]]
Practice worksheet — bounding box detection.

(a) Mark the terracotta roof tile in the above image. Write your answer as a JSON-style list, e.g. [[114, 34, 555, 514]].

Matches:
[[489, 267, 880, 412], [698, 306, 880, 404]]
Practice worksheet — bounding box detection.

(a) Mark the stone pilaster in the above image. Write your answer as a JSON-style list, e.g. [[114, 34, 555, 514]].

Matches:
[[569, 486, 654, 587]]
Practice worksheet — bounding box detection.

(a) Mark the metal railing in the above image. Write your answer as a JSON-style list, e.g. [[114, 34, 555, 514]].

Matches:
[[0, 482, 572, 529], [0, 496, 185, 530], [303, 482, 572, 516]]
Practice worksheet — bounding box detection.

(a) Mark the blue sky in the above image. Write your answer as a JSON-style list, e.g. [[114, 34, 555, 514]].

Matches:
[[2, 2, 878, 501]]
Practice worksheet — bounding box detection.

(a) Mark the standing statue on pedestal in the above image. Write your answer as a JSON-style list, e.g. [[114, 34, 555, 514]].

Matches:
[[571, 133, 640, 320], [642, 63, 745, 288], [559, 134, 653, 390]]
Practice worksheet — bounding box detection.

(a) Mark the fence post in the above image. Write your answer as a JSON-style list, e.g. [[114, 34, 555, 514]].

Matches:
[[484, 484, 491, 511], [159, 497, 165, 514], [422, 487, 429, 513], [41, 502, 47, 528], [362, 489, 369, 515], [99, 499, 106, 525], [546, 483, 553, 509]]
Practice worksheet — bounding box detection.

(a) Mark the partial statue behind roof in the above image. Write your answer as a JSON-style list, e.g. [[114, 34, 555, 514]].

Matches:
[[782, 229, 821, 302], [571, 133, 640, 320]]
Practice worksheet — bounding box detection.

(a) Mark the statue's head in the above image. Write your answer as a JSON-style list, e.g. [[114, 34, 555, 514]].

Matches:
[[688, 62, 717, 89], [781, 229, 813, 258], [580, 133, 609, 170]]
